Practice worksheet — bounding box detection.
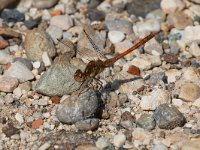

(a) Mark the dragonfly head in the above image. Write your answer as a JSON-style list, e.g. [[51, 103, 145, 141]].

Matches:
[[74, 69, 86, 82]]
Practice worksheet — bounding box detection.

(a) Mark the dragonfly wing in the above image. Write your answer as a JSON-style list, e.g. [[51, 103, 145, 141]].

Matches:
[[77, 24, 106, 63]]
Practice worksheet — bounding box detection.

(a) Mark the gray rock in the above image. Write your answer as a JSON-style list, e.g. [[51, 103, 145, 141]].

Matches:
[[152, 143, 168, 150], [56, 88, 98, 124], [46, 25, 63, 44], [96, 137, 114, 150], [33, 0, 59, 9], [75, 118, 99, 131], [35, 56, 86, 96], [4, 61, 34, 83], [105, 19, 133, 34], [50, 15, 73, 30], [149, 72, 166, 85], [0, 51, 13, 65], [136, 113, 156, 130], [13, 57, 33, 70], [153, 104, 186, 130], [24, 28, 56, 61]]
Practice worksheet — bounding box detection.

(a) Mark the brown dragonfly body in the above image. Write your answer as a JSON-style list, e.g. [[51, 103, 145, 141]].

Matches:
[[74, 30, 160, 85]]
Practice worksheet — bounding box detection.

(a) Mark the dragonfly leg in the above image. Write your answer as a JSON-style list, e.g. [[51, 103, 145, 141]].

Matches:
[[94, 78, 103, 91]]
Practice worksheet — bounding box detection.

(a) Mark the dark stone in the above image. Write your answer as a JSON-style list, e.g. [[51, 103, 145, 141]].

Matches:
[[88, 0, 103, 8], [40, 130, 95, 150], [87, 9, 105, 22], [136, 113, 156, 130], [75, 118, 99, 131], [1, 9, 25, 22], [24, 17, 41, 29], [163, 53, 178, 64], [2, 123, 20, 137], [125, 0, 161, 17], [153, 104, 186, 130]]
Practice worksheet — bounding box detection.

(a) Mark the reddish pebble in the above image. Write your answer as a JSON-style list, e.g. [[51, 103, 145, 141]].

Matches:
[[0, 38, 8, 49], [50, 9, 62, 16], [51, 96, 60, 104], [127, 65, 140, 76], [32, 119, 44, 129]]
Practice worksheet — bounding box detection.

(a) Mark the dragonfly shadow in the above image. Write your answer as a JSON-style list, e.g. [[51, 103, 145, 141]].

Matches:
[[101, 76, 143, 93]]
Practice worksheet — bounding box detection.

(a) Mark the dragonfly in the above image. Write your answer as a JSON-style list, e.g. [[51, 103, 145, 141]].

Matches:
[[72, 25, 160, 93]]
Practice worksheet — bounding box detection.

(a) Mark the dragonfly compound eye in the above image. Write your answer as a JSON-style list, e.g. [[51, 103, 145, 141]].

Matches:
[[74, 69, 85, 82]]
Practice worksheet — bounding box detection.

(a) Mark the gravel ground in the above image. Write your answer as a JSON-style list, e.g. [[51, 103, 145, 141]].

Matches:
[[0, 0, 200, 150]]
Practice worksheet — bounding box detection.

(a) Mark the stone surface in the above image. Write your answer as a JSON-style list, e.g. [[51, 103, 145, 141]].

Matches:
[[4, 61, 34, 83], [162, 53, 178, 64], [2, 123, 20, 137], [108, 30, 125, 44], [50, 15, 73, 30], [179, 83, 200, 102], [56, 89, 98, 124], [35, 56, 85, 96], [32, 118, 44, 129], [167, 11, 193, 30], [96, 137, 114, 150], [130, 54, 161, 71], [42, 52, 52, 67], [160, 0, 185, 14], [152, 143, 168, 150], [165, 69, 181, 83], [182, 68, 200, 82], [181, 138, 200, 150], [105, 19, 133, 34], [140, 89, 170, 110], [189, 41, 200, 57], [134, 19, 160, 34], [136, 114, 156, 130], [33, 0, 59, 9], [46, 25, 63, 43], [24, 29, 56, 61], [113, 134, 126, 148], [153, 104, 186, 129], [144, 38, 163, 55], [149, 72, 166, 85], [75, 119, 99, 131], [1, 9, 24, 22], [0, 51, 13, 65], [13, 57, 33, 70], [0, 76, 18, 92]]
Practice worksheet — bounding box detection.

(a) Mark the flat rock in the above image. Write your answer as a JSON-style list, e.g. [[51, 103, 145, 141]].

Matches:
[[0, 76, 18, 92], [13, 57, 33, 70], [144, 38, 163, 55], [153, 104, 186, 129], [113, 134, 126, 148], [160, 0, 185, 14], [56, 89, 98, 124], [35, 56, 86, 96], [179, 82, 200, 102], [0, 51, 13, 65], [24, 28, 56, 61], [140, 89, 170, 110], [4, 61, 34, 83], [50, 15, 73, 30], [134, 19, 160, 34], [33, 0, 59, 9], [75, 118, 99, 131], [182, 67, 200, 82], [131, 54, 161, 70], [105, 19, 133, 34]]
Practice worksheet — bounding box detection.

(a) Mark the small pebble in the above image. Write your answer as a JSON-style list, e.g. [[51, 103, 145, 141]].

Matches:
[[113, 134, 126, 147], [50, 15, 73, 30], [160, 0, 185, 14], [96, 137, 114, 150], [136, 113, 156, 130], [42, 52, 52, 67], [32, 118, 44, 129], [15, 113, 24, 124], [108, 30, 125, 44], [0, 76, 18, 92]]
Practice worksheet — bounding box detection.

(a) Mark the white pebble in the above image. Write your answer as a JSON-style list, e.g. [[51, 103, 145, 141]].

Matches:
[[33, 61, 41, 69], [38, 142, 51, 150], [15, 113, 24, 124], [42, 52, 52, 67], [108, 31, 125, 44], [113, 134, 126, 147]]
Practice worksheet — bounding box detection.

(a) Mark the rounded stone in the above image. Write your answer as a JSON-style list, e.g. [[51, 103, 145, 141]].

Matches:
[[56, 89, 98, 124], [108, 30, 125, 44]]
